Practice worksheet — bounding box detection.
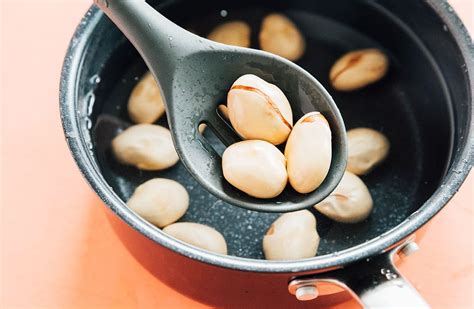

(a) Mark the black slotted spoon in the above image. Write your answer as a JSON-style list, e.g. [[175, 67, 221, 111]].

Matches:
[[94, 0, 347, 212]]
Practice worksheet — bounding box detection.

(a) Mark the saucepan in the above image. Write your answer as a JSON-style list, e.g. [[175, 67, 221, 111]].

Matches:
[[60, 0, 473, 306]]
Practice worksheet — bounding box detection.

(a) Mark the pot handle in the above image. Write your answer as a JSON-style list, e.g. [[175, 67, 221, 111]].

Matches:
[[288, 238, 430, 308]]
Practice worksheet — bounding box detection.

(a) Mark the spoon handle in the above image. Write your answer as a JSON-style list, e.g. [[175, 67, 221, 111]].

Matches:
[[94, 0, 196, 81]]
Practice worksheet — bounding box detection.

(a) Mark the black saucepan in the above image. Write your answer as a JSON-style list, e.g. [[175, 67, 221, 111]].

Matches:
[[60, 0, 473, 306]]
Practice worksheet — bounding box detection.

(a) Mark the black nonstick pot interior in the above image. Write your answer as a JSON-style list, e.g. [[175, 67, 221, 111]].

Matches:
[[71, 0, 472, 261]]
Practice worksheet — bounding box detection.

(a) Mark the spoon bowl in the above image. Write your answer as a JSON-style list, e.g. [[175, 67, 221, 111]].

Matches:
[[94, 0, 347, 212]]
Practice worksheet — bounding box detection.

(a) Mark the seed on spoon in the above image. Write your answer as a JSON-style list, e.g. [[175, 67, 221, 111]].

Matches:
[[227, 74, 293, 145], [285, 112, 332, 193], [222, 140, 288, 199]]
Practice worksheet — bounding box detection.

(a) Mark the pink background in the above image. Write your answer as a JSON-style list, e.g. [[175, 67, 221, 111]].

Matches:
[[1, 0, 473, 307]]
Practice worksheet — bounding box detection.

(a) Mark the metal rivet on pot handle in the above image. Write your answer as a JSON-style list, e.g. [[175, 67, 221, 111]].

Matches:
[[295, 285, 318, 301], [288, 238, 429, 308], [399, 241, 420, 259]]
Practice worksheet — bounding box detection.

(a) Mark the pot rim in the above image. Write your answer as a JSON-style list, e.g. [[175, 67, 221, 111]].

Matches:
[[60, 0, 473, 273]]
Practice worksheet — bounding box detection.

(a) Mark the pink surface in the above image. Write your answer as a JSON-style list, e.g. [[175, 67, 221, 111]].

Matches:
[[1, 0, 473, 308]]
